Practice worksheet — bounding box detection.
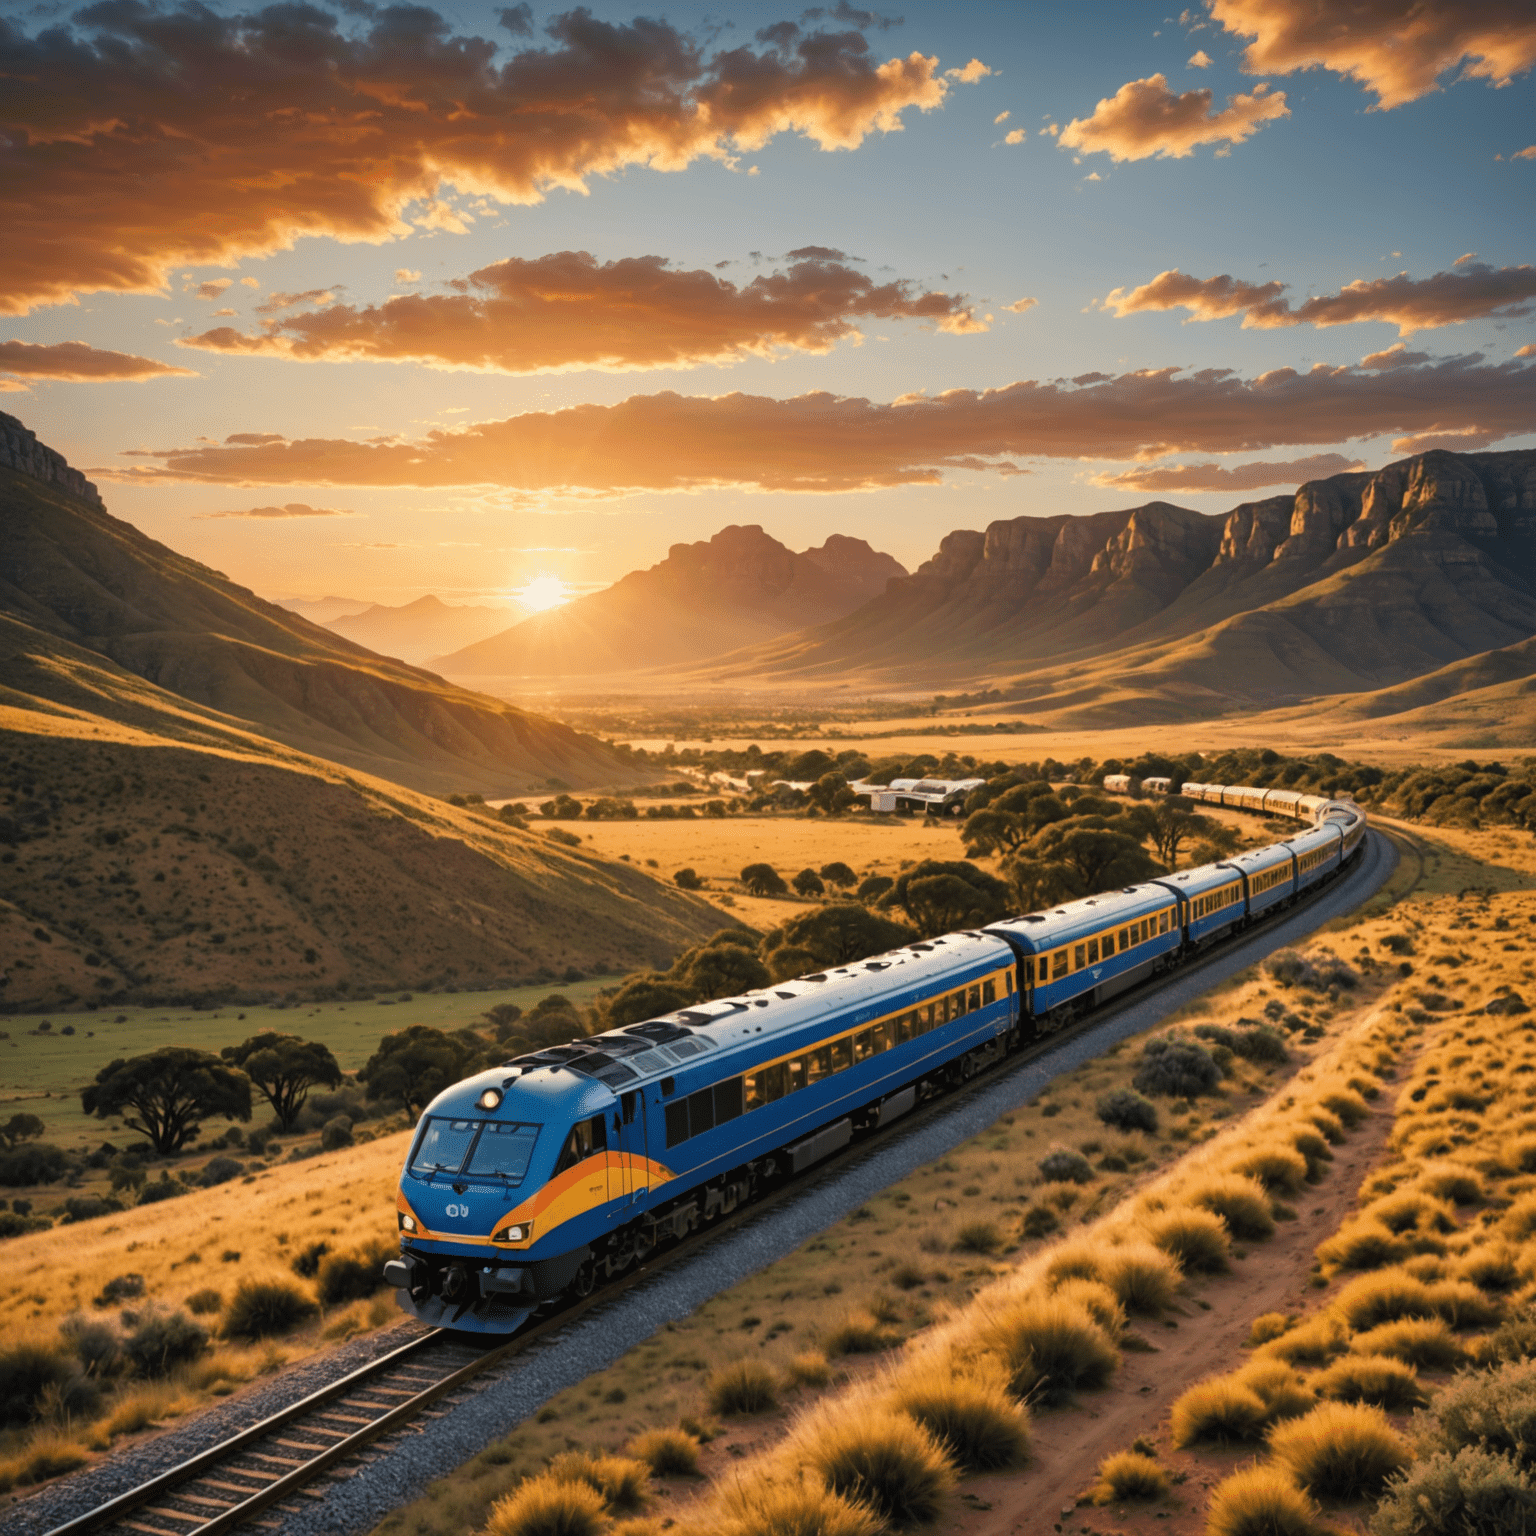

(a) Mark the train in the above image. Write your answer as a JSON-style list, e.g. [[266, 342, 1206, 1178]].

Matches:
[[382, 781, 1368, 1332]]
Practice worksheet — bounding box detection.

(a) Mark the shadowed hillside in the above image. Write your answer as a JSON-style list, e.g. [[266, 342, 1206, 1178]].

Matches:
[[434, 523, 906, 676]]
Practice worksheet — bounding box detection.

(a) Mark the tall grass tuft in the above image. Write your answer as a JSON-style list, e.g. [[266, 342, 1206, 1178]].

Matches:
[[1204, 1464, 1328, 1536], [1267, 1399, 1409, 1499], [1169, 1375, 1268, 1447], [887, 1357, 1029, 1472], [1098, 1243, 1180, 1315], [1318, 1088, 1370, 1128], [784, 1352, 832, 1389], [0, 1429, 90, 1493], [1232, 1146, 1308, 1196], [1425, 1278, 1504, 1328], [1329, 1269, 1438, 1331], [1283, 1124, 1333, 1181], [821, 1313, 900, 1358], [1415, 1162, 1485, 1205], [1050, 1277, 1125, 1338], [547, 1451, 650, 1513], [1237, 1359, 1315, 1423], [804, 1410, 955, 1527], [629, 1428, 698, 1478], [1455, 1244, 1525, 1294], [1042, 1238, 1103, 1287], [1186, 1175, 1276, 1240], [485, 1475, 607, 1536], [1313, 1354, 1426, 1411], [1316, 1217, 1412, 1274], [222, 1278, 318, 1341], [716, 1476, 882, 1536], [1144, 1207, 1230, 1273], [708, 1360, 779, 1416], [1350, 1317, 1468, 1371], [981, 1294, 1119, 1405], [1086, 1449, 1167, 1505]]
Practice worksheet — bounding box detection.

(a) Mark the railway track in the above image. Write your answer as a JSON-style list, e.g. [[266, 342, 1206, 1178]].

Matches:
[[37, 829, 1397, 1536]]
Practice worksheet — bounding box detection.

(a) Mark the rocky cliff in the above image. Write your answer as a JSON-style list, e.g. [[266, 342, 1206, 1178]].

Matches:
[[0, 411, 102, 507]]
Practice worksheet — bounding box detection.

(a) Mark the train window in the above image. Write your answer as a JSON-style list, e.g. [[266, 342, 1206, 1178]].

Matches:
[[664, 1100, 689, 1147], [463, 1121, 541, 1183], [620, 1092, 636, 1125], [1121, 928, 1131, 950], [853, 1029, 873, 1063], [1087, 939, 1100, 964], [760, 1061, 787, 1103], [983, 979, 996, 1005], [968, 985, 980, 1012], [868, 1022, 890, 1054], [688, 1087, 715, 1138], [1074, 944, 1085, 970], [555, 1115, 607, 1174], [714, 1077, 744, 1125], [660, 1077, 675, 1097], [409, 1117, 479, 1178], [806, 1046, 830, 1084], [1005, 972, 1013, 994], [744, 1072, 764, 1111], [1159, 910, 1169, 934], [830, 1036, 853, 1072], [1037, 958, 1048, 983], [1053, 951, 1068, 980], [787, 1056, 808, 1093], [1104, 932, 1116, 957]]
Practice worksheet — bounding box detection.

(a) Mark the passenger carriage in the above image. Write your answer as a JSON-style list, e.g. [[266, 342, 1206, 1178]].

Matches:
[[1223, 843, 1296, 916], [1286, 821, 1343, 891], [1154, 859, 1246, 946]]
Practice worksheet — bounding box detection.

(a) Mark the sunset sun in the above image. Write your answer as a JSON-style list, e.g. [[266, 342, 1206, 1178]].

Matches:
[[515, 574, 569, 613]]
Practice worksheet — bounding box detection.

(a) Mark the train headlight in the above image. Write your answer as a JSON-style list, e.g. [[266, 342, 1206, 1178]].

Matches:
[[477, 1087, 503, 1111], [493, 1222, 531, 1243], [398, 1213, 417, 1232]]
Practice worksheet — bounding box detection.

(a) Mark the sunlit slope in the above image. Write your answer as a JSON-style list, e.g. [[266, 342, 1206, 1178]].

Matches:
[[0, 467, 628, 795]]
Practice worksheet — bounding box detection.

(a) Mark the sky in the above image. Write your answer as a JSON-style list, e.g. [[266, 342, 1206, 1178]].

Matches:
[[3, 0, 1534, 611]]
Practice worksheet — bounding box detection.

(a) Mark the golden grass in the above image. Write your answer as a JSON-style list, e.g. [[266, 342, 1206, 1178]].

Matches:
[[1087, 1449, 1168, 1505], [0, 1428, 90, 1494], [1185, 1173, 1276, 1241], [1328, 1268, 1439, 1331], [1311, 1354, 1427, 1411], [1247, 1311, 1294, 1347], [1349, 1316, 1468, 1370], [485, 1476, 608, 1536], [1144, 1206, 1231, 1273], [84, 1383, 198, 1448], [713, 1476, 882, 1536], [1266, 1399, 1409, 1500], [707, 1360, 779, 1417], [1259, 1312, 1348, 1367], [1204, 1464, 1329, 1536], [1169, 1375, 1268, 1447], [820, 1312, 900, 1358], [798, 1407, 955, 1528], [783, 1352, 832, 1390], [547, 1452, 650, 1514], [979, 1293, 1120, 1405], [1231, 1145, 1309, 1196], [885, 1357, 1029, 1472], [628, 1429, 699, 1478], [1049, 1277, 1126, 1338], [1097, 1242, 1180, 1315]]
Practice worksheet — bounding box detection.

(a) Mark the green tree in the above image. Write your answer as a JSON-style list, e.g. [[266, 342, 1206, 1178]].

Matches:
[[1030, 825, 1160, 891], [808, 773, 856, 815], [358, 1026, 486, 1117], [604, 977, 694, 1027], [792, 867, 826, 897], [762, 903, 913, 969], [220, 1033, 342, 1132], [904, 874, 998, 938], [683, 943, 770, 1001], [484, 1002, 524, 1041], [819, 862, 857, 889], [885, 860, 1010, 932], [741, 862, 788, 896], [674, 867, 703, 890], [960, 807, 1029, 858], [539, 794, 583, 819], [785, 749, 836, 781], [0, 1113, 45, 1152], [856, 874, 895, 904], [82, 1048, 251, 1155], [765, 944, 820, 983]]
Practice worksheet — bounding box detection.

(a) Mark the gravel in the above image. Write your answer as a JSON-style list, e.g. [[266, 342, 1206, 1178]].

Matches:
[[2, 831, 1395, 1536]]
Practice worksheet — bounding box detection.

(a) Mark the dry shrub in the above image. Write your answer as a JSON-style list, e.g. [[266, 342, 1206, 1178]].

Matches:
[[1239, 1360, 1316, 1423], [1098, 1242, 1180, 1315], [1312, 1354, 1427, 1411], [548, 1451, 650, 1514], [1414, 1162, 1485, 1206], [1169, 1375, 1268, 1447], [716, 1477, 881, 1536], [1305, 1106, 1347, 1145], [0, 1429, 90, 1493], [822, 1313, 900, 1358], [1145, 1207, 1230, 1273], [85, 1383, 194, 1446], [1248, 1312, 1294, 1347], [1371, 1446, 1536, 1536], [185, 1288, 223, 1316], [803, 1409, 955, 1527], [1187, 1174, 1276, 1241], [486, 1475, 607, 1536], [708, 1360, 778, 1417], [1425, 1278, 1504, 1328], [1455, 1244, 1526, 1294], [952, 1220, 1004, 1255], [1204, 1464, 1328, 1536], [316, 1238, 394, 1307], [1316, 1217, 1412, 1274], [223, 1278, 318, 1341], [785, 1352, 831, 1389], [1232, 1145, 1308, 1196], [1477, 1304, 1536, 1368], [629, 1428, 698, 1478], [981, 1293, 1119, 1405], [1365, 1190, 1456, 1236], [1501, 1193, 1536, 1243], [1282, 1124, 1333, 1181], [0, 1341, 73, 1427], [1050, 1278, 1125, 1338], [185, 1350, 255, 1395], [1318, 1088, 1370, 1128], [1086, 1449, 1167, 1505], [1329, 1269, 1438, 1331], [1351, 1317, 1468, 1371], [1416, 1358, 1536, 1467], [124, 1309, 209, 1376], [1260, 1313, 1348, 1367], [1267, 1400, 1409, 1499], [1042, 1238, 1102, 1288], [887, 1356, 1029, 1472]]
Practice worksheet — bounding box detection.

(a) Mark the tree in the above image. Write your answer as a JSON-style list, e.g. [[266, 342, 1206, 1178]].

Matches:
[[1029, 825, 1160, 891], [808, 772, 857, 815], [762, 903, 913, 969], [856, 874, 895, 904], [766, 944, 820, 983], [885, 860, 1010, 932], [221, 1033, 342, 1132], [484, 1003, 524, 1041], [961, 807, 1029, 858], [0, 1113, 45, 1152], [539, 794, 583, 819], [82, 1048, 251, 1155], [819, 862, 857, 889], [784, 749, 836, 781], [904, 874, 998, 938], [741, 862, 788, 896], [604, 977, 694, 1027], [792, 867, 825, 897], [358, 1026, 486, 1116], [674, 867, 703, 889], [683, 944, 770, 1000]]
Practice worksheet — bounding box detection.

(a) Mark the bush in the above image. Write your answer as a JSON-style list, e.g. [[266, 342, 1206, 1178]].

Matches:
[[1330, 1270, 1439, 1332], [1145, 1207, 1230, 1273], [94, 1273, 145, 1307], [320, 1114, 353, 1151], [786, 1350, 832, 1389], [1284, 1125, 1333, 1181], [1317, 1217, 1412, 1274], [291, 1240, 330, 1278], [806, 1410, 955, 1527], [822, 1313, 899, 1357], [1240, 1360, 1316, 1423], [1350, 1318, 1467, 1371], [708, 1360, 778, 1416], [1313, 1355, 1426, 1411], [1371, 1447, 1536, 1536], [1098, 1243, 1180, 1315], [0, 1341, 72, 1426], [1194, 1022, 1289, 1065], [740, 863, 787, 897], [792, 869, 825, 898], [486, 1475, 607, 1536], [1087, 1449, 1167, 1505], [888, 1359, 1029, 1472], [1267, 1400, 1409, 1499], [1249, 1312, 1294, 1347], [1133, 1035, 1222, 1098], [1477, 1305, 1536, 1368], [317, 1240, 393, 1307], [629, 1429, 698, 1478], [1205, 1465, 1328, 1536], [1416, 1162, 1484, 1205], [1417, 1359, 1536, 1467], [1261, 1313, 1348, 1367], [199, 1156, 244, 1187], [951, 1220, 1004, 1255], [1050, 1277, 1125, 1338], [716, 1479, 881, 1536], [1425, 1278, 1503, 1329], [1231, 1146, 1309, 1196], [1170, 1376, 1268, 1447], [123, 1309, 208, 1376], [138, 1174, 182, 1205], [1454, 1245, 1523, 1294], [1365, 1189, 1456, 1236], [983, 1294, 1119, 1405], [673, 868, 703, 891], [1095, 1089, 1158, 1133], [62, 1315, 122, 1380], [186, 1288, 223, 1316], [1319, 1088, 1370, 1129], [547, 1452, 649, 1514], [223, 1278, 319, 1340], [1037, 1146, 1094, 1184], [1188, 1174, 1276, 1240]]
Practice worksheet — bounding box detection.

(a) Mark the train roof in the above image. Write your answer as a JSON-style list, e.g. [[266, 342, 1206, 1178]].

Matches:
[[988, 881, 1175, 951], [1152, 859, 1245, 898], [1224, 843, 1294, 873]]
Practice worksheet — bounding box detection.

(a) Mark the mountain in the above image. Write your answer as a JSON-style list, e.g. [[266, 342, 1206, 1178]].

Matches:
[[701, 450, 1536, 715], [0, 412, 633, 796], [432, 523, 906, 677], [274, 594, 372, 625], [325, 594, 517, 667]]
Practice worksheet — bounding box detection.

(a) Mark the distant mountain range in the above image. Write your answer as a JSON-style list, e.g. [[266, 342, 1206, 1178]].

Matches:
[[323, 594, 516, 667], [432, 524, 906, 676]]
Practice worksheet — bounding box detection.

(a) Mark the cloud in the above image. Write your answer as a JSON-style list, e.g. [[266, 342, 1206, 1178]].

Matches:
[[256, 289, 338, 316], [1004, 128, 1026, 144], [0, 339, 196, 381], [239, 277, 261, 289], [1518, 343, 1536, 358], [0, 5, 956, 316], [1004, 297, 1037, 314], [1102, 261, 1536, 334], [946, 59, 990, 82], [195, 279, 233, 299], [1454, 252, 1477, 265], [994, 110, 1010, 124], [99, 353, 1536, 493], [1058, 73, 1287, 160], [211, 308, 236, 317], [395, 269, 422, 284], [1093, 452, 1366, 492], [193, 502, 358, 518], [179, 249, 986, 372], [1188, 49, 1212, 68], [1359, 343, 1432, 369], [1209, 0, 1536, 109], [1516, 144, 1536, 159]]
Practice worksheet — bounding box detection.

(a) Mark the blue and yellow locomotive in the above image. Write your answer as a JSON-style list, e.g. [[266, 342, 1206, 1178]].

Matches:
[[384, 782, 1368, 1332]]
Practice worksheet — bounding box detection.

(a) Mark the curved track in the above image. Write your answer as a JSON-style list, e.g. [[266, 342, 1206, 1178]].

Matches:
[[9, 830, 1398, 1536]]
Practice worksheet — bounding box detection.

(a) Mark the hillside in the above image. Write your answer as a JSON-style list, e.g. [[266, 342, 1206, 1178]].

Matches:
[[0, 414, 633, 796], [698, 450, 1536, 714], [433, 524, 906, 677], [325, 594, 517, 667], [0, 726, 727, 1013]]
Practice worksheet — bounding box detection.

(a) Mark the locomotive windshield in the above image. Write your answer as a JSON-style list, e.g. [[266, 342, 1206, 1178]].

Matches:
[[408, 1117, 542, 1184]]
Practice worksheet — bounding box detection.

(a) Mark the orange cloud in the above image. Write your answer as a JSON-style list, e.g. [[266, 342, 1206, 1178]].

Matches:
[[1058, 74, 1287, 161], [0, 339, 196, 382], [193, 502, 357, 519], [98, 354, 1536, 494], [0, 6, 955, 316], [1209, 0, 1536, 109], [1103, 262, 1536, 335], [179, 251, 985, 372], [1093, 452, 1366, 493]]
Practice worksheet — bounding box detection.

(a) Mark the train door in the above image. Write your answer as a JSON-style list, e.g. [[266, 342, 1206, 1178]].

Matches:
[[615, 1090, 651, 1208]]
